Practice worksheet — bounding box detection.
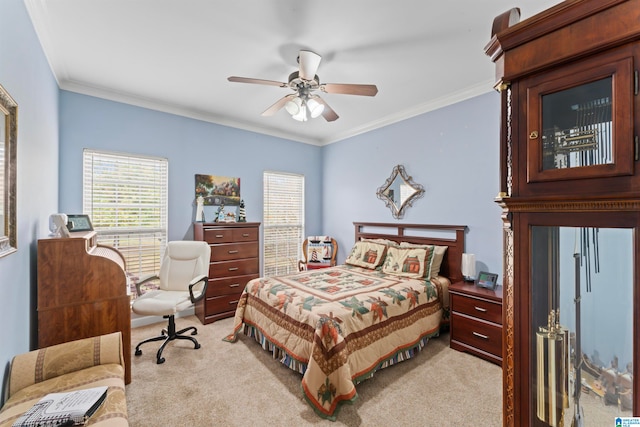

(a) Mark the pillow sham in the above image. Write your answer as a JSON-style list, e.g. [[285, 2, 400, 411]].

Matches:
[[361, 237, 398, 247], [345, 241, 387, 269], [400, 242, 448, 278], [382, 245, 435, 279]]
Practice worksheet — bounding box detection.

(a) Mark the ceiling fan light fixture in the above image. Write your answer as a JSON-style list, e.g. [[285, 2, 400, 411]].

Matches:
[[285, 96, 302, 115], [291, 104, 308, 122], [307, 98, 324, 119], [228, 49, 377, 122]]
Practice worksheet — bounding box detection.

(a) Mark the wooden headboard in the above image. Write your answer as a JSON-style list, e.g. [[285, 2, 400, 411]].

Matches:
[[353, 222, 467, 283]]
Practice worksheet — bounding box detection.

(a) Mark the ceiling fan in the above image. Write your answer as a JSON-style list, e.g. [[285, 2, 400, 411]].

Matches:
[[227, 50, 378, 122]]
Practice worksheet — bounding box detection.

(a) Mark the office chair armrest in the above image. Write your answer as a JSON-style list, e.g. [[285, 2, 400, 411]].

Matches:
[[188, 274, 208, 303], [135, 273, 160, 296]]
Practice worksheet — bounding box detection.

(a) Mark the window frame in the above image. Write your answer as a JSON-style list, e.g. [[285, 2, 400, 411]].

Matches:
[[82, 149, 168, 295], [263, 171, 305, 277]]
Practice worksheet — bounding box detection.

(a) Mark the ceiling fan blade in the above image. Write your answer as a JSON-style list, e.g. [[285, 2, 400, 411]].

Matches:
[[321, 83, 378, 97], [298, 50, 322, 81], [228, 76, 288, 88], [313, 96, 339, 122], [261, 94, 296, 116]]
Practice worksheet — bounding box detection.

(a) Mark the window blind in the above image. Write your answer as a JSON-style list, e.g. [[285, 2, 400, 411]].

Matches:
[[83, 149, 168, 285], [263, 171, 304, 277]]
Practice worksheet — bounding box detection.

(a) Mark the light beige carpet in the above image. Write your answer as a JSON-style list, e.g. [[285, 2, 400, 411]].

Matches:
[[126, 316, 502, 426]]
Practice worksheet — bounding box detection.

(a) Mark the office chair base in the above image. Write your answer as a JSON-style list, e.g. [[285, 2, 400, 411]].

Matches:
[[134, 314, 200, 364]]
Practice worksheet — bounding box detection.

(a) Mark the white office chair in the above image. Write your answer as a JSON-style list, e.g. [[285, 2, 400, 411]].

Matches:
[[132, 241, 210, 364]]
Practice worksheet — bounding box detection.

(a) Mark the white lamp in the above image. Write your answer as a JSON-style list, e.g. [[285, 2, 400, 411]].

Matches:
[[461, 253, 476, 282]]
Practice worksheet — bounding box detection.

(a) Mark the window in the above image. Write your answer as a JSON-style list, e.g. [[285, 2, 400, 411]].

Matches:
[[263, 171, 304, 276], [83, 149, 168, 296]]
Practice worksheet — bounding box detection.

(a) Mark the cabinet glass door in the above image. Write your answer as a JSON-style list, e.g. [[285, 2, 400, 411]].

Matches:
[[526, 56, 634, 184], [541, 78, 612, 171], [530, 226, 633, 426]]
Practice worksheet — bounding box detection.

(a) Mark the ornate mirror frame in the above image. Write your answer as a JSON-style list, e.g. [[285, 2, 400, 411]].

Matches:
[[0, 84, 17, 257], [376, 165, 424, 219]]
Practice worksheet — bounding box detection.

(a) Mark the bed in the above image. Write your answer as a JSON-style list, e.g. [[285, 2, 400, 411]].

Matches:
[[224, 222, 467, 420]]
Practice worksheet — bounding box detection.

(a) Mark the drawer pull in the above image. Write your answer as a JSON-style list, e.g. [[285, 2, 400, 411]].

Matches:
[[228, 267, 239, 271], [242, 233, 250, 237], [472, 331, 489, 340], [215, 234, 224, 238], [229, 283, 240, 288], [474, 306, 488, 312], [228, 250, 239, 254], [229, 300, 239, 305]]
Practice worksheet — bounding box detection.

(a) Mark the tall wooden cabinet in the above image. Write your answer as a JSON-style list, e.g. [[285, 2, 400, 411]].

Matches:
[[486, 1, 640, 425], [37, 231, 131, 384], [193, 222, 260, 324]]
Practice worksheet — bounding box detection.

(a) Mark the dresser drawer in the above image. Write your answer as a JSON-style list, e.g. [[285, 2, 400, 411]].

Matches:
[[210, 242, 258, 261], [209, 258, 259, 278], [232, 227, 258, 242], [207, 274, 258, 296], [204, 293, 242, 316], [203, 227, 258, 244], [451, 293, 502, 325], [451, 313, 502, 358]]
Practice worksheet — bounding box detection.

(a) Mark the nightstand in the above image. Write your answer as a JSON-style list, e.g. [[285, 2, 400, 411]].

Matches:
[[449, 280, 503, 366]]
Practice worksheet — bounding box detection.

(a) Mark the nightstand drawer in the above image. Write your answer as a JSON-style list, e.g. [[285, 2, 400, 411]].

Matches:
[[451, 293, 502, 325], [451, 313, 502, 357]]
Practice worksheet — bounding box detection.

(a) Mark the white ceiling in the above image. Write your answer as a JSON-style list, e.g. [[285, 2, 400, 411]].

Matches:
[[24, 0, 563, 146]]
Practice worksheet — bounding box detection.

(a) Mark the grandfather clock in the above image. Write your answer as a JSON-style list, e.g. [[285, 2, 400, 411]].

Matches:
[[486, 1, 640, 425]]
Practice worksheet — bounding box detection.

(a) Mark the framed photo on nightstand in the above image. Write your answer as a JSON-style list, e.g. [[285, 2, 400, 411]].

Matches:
[[476, 271, 498, 290]]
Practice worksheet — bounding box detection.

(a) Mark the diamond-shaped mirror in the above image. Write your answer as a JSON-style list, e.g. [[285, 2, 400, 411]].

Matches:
[[376, 165, 424, 219]]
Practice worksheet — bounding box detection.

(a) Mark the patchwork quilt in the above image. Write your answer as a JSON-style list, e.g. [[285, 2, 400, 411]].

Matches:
[[224, 264, 445, 420]]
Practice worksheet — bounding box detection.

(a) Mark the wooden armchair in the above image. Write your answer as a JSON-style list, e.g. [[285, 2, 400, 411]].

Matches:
[[298, 237, 338, 271]]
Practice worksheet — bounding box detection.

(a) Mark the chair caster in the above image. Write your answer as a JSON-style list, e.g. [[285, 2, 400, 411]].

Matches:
[[156, 357, 165, 364], [191, 330, 198, 336], [195, 343, 201, 349], [135, 349, 142, 356]]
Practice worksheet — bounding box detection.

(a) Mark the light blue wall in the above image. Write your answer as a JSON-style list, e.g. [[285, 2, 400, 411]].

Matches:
[[59, 91, 324, 253], [59, 91, 504, 278], [323, 92, 503, 277], [0, 0, 59, 390]]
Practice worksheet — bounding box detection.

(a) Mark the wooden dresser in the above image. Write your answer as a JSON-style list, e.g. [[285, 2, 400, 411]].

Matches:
[[37, 231, 131, 384], [449, 281, 503, 366], [193, 222, 260, 324]]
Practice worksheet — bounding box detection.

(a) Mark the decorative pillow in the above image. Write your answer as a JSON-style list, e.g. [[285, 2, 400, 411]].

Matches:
[[382, 245, 435, 278], [430, 245, 448, 277], [400, 242, 447, 278], [345, 241, 387, 269]]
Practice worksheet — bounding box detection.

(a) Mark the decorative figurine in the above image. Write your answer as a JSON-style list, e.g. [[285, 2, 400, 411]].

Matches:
[[216, 204, 225, 222], [238, 200, 247, 222], [195, 196, 205, 222]]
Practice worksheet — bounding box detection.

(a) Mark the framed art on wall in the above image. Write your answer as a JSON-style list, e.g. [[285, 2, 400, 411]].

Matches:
[[195, 174, 241, 206]]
